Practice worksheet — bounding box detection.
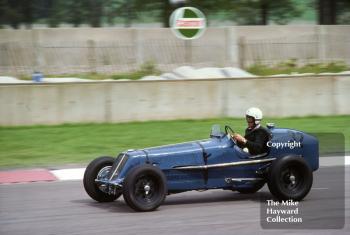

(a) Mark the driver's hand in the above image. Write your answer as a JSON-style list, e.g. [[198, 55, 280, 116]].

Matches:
[[232, 133, 247, 144]]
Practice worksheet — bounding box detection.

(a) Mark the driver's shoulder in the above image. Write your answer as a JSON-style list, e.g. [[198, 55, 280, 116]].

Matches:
[[258, 126, 270, 132], [257, 126, 272, 139], [249, 126, 271, 136]]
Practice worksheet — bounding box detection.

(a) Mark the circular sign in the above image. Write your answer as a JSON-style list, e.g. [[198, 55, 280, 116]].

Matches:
[[169, 7, 207, 40]]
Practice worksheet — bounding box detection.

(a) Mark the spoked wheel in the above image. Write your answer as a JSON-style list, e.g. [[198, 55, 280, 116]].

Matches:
[[267, 156, 313, 201], [83, 156, 121, 202], [94, 165, 114, 194], [123, 165, 167, 212]]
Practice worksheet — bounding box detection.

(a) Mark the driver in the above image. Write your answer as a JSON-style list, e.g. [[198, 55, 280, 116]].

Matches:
[[231, 107, 270, 155]]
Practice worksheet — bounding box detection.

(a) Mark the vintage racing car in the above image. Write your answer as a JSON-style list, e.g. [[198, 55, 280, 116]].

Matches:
[[83, 124, 319, 211]]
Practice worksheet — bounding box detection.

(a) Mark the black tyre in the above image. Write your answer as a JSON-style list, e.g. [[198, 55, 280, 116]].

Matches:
[[236, 181, 265, 194], [267, 156, 313, 201], [123, 165, 167, 212], [83, 156, 121, 202]]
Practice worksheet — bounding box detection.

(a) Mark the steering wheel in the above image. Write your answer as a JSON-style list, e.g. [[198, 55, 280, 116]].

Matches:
[[225, 125, 235, 135], [225, 125, 237, 145]]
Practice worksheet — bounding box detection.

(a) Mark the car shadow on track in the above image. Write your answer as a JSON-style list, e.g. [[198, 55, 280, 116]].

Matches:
[[163, 190, 271, 206], [72, 189, 272, 213], [71, 199, 135, 213]]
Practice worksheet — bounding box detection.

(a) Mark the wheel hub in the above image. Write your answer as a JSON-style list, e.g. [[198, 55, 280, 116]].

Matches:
[[289, 175, 296, 185], [95, 166, 112, 192], [144, 184, 151, 195]]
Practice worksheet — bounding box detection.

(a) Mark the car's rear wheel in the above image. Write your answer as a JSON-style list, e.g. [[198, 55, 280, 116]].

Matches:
[[236, 181, 265, 194], [123, 165, 167, 212], [267, 156, 313, 201], [83, 156, 121, 202]]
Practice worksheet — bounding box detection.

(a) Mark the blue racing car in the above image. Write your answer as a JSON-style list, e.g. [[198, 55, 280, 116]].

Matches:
[[83, 124, 318, 212]]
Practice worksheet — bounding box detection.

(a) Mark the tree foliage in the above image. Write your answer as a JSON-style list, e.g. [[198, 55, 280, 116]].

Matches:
[[0, 0, 349, 28], [318, 0, 350, 24]]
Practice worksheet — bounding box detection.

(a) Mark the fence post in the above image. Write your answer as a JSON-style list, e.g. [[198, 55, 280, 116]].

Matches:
[[238, 36, 246, 69], [225, 27, 239, 67], [184, 40, 192, 64], [135, 29, 144, 66], [87, 39, 96, 73], [317, 25, 327, 63], [32, 29, 44, 74]]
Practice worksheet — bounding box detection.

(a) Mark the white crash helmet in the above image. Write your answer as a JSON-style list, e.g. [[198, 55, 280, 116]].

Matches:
[[246, 107, 263, 125]]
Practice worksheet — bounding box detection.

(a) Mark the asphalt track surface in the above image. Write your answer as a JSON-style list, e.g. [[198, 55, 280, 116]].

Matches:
[[1, 166, 349, 235]]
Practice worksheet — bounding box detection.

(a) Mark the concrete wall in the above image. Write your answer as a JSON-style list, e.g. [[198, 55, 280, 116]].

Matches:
[[1, 26, 349, 75], [0, 75, 349, 126]]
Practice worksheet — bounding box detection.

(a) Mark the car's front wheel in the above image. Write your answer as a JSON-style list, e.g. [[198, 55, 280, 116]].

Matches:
[[267, 156, 313, 201], [83, 156, 121, 202], [123, 165, 167, 212]]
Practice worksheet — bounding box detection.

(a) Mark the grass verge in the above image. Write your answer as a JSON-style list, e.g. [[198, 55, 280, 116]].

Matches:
[[0, 116, 348, 168], [246, 61, 349, 76]]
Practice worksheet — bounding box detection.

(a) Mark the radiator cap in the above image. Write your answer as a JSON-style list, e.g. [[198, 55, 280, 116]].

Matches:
[[266, 123, 275, 129]]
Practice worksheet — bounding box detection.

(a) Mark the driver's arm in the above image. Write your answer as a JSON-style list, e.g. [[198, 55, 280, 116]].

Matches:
[[243, 131, 267, 155]]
